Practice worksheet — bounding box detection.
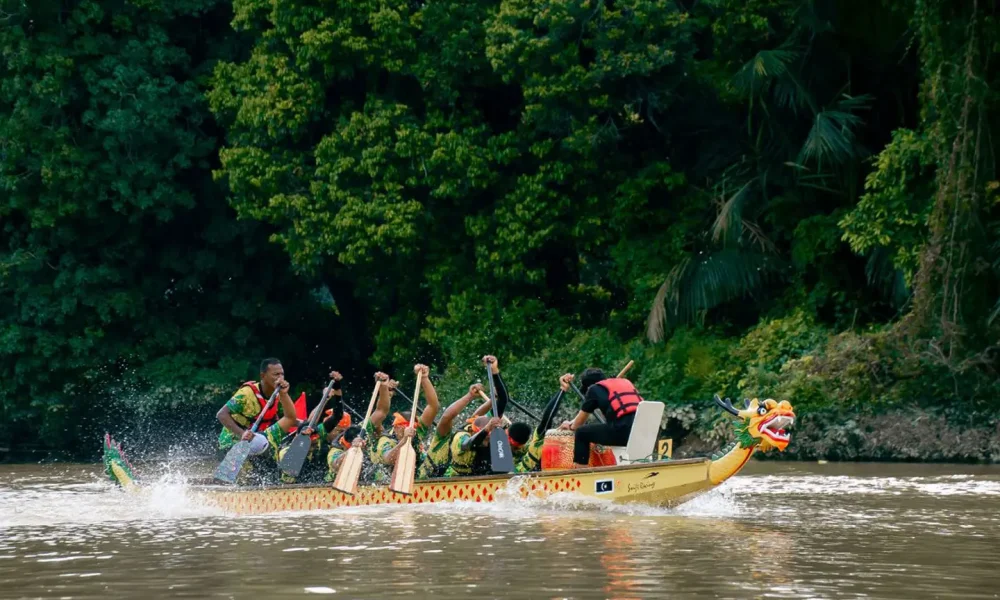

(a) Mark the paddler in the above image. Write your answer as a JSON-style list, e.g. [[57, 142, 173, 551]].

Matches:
[[466, 355, 557, 473], [470, 355, 510, 419], [442, 355, 507, 476], [416, 382, 485, 479], [446, 415, 503, 476], [558, 368, 642, 467], [370, 364, 441, 479], [275, 371, 347, 483], [216, 358, 300, 463], [324, 425, 366, 482]]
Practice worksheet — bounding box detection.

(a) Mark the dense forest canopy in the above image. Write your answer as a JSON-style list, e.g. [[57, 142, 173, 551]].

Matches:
[[2, 0, 998, 461]]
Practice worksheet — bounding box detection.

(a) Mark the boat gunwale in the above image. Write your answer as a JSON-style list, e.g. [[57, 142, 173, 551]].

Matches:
[[182, 457, 710, 492]]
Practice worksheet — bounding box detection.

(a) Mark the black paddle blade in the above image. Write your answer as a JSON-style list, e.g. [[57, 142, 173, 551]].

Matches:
[[489, 427, 515, 473], [278, 435, 312, 477], [214, 441, 252, 483]]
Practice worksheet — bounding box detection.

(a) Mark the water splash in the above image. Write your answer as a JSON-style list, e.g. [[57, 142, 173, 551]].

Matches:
[[0, 465, 222, 529]]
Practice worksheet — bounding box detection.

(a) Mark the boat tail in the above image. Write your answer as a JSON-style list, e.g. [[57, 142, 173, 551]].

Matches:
[[103, 433, 140, 491]]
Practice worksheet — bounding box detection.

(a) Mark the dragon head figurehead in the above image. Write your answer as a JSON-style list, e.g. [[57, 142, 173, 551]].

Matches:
[[714, 395, 795, 452]]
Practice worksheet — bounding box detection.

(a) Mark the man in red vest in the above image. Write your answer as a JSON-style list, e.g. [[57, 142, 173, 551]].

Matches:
[[216, 357, 299, 459], [558, 368, 642, 467]]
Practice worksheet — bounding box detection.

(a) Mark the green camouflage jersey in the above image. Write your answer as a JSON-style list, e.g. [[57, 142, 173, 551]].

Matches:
[[417, 429, 452, 479], [514, 429, 544, 473], [370, 421, 429, 484], [217, 383, 287, 451]]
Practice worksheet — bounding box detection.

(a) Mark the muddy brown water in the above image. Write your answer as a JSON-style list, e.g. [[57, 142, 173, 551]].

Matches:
[[0, 461, 998, 599]]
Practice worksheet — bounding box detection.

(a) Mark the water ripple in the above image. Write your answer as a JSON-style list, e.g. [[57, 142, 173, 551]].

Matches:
[[1, 462, 999, 599]]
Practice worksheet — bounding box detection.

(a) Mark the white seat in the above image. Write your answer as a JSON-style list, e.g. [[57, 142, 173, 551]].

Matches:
[[607, 401, 665, 465]]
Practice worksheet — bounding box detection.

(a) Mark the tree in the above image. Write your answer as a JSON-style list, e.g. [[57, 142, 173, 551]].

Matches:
[[0, 0, 336, 456]]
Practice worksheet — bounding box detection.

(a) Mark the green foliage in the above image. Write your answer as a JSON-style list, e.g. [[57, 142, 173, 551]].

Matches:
[[3, 0, 1000, 463], [0, 0, 338, 456], [209, 0, 697, 373], [839, 129, 935, 286]]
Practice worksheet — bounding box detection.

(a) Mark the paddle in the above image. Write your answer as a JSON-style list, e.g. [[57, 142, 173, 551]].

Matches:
[[331, 378, 382, 495], [484, 361, 515, 473], [476, 390, 541, 422], [278, 378, 337, 478], [344, 403, 364, 421], [617, 360, 635, 378], [389, 371, 422, 495], [214, 386, 282, 483]]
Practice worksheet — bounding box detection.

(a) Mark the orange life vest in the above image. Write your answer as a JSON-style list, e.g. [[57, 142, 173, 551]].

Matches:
[[243, 381, 279, 431], [593, 378, 643, 420]]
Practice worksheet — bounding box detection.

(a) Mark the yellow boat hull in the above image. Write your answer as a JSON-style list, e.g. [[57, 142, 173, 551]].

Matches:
[[181, 459, 714, 515]]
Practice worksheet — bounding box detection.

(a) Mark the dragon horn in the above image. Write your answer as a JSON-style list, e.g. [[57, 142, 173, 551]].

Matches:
[[743, 398, 751, 409], [713, 394, 740, 416]]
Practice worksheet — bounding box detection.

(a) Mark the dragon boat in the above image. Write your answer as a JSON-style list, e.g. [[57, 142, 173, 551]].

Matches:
[[102, 396, 794, 515]]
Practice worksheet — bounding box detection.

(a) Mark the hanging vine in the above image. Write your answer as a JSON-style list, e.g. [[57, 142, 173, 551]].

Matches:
[[904, 0, 998, 376]]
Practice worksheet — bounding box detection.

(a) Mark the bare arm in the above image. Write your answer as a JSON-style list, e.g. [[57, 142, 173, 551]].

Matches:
[[437, 384, 482, 437], [370, 373, 392, 431], [471, 397, 492, 418], [216, 405, 245, 439], [565, 410, 589, 431], [381, 429, 414, 465], [275, 379, 298, 432], [417, 366, 440, 429]]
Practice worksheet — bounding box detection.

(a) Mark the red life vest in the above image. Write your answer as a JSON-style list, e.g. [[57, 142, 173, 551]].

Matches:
[[243, 381, 279, 431], [593, 378, 643, 420]]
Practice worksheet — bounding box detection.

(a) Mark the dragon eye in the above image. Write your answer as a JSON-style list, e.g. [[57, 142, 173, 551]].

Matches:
[[757, 406, 768, 416]]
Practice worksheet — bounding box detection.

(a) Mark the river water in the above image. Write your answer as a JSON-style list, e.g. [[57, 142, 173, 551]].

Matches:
[[0, 460, 998, 599]]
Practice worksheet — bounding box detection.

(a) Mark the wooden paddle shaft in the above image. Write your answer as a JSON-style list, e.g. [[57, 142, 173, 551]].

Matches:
[[389, 372, 422, 495], [331, 378, 381, 495], [617, 360, 635, 378], [407, 372, 423, 426], [358, 379, 383, 431]]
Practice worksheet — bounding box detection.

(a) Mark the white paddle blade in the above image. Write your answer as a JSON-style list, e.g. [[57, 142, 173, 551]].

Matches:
[[331, 446, 363, 496], [389, 443, 416, 495], [214, 441, 251, 483]]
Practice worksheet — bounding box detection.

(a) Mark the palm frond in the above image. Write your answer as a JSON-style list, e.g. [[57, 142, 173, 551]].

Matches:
[[798, 94, 872, 169], [646, 257, 690, 344], [773, 78, 809, 114], [646, 249, 783, 342], [798, 111, 863, 167], [731, 48, 799, 98], [710, 180, 753, 245]]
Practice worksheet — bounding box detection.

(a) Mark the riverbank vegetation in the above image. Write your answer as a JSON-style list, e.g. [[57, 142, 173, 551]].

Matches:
[[2, 0, 998, 461]]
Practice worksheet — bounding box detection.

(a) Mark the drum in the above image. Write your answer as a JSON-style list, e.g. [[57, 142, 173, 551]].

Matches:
[[541, 429, 617, 471]]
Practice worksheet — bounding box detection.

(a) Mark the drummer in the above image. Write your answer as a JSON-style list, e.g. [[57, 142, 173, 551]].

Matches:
[[558, 368, 642, 467]]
